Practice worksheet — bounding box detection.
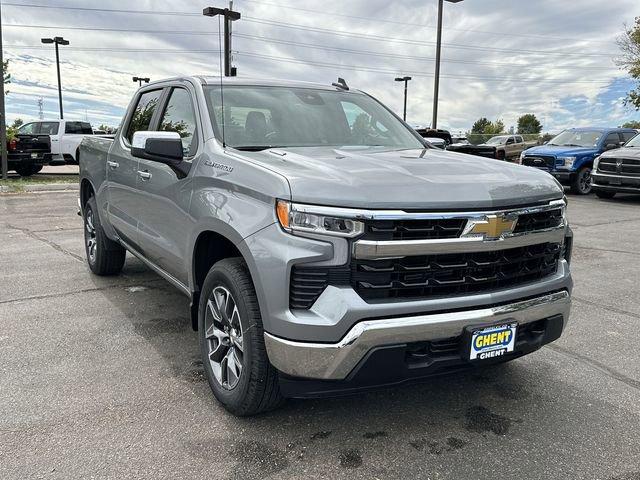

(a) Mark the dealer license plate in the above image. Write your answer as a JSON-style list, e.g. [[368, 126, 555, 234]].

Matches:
[[31, 153, 38, 159], [469, 323, 517, 361]]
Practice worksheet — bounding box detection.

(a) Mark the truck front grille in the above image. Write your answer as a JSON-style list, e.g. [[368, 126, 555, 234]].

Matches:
[[353, 243, 561, 302], [598, 157, 640, 176], [522, 155, 555, 170], [362, 218, 466, 241], [513, 208, 563, 233], [290, 243, 561, 308]]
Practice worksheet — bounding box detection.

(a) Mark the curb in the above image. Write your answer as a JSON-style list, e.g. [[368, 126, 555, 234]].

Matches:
[[0, 183, 79, 193]]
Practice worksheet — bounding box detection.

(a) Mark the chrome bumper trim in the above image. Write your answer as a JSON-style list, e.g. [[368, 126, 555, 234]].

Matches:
[[353, 227, 566, 259], [265, 290, 570, 380]]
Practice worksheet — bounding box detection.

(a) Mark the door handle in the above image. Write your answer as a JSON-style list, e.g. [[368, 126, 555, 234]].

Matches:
[[107, 161, 119, 169], [138, 170, 152, 181]]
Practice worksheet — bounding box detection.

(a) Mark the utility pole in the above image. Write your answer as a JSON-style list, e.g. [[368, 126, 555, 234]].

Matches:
[[203, 6, 241, 77], [432, 0, 463, 129], [41, 36, 69, 119], [37, 97, 44, 120], [394, 76, 412, 122], [0, 1, 7, 180]]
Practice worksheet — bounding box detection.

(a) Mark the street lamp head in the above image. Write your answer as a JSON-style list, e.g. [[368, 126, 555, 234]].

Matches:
[[203, 6, 240, 20], [41, 38, 54, 44], [395, 76, 412, 82], [445, 0, 464, 3]]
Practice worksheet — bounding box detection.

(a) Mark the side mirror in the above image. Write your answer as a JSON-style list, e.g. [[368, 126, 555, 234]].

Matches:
[[604, 143, 619, 151], [131, 131, 183, 165]]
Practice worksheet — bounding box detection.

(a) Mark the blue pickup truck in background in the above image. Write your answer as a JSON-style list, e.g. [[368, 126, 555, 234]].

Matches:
[[519, 127, 638, 194]]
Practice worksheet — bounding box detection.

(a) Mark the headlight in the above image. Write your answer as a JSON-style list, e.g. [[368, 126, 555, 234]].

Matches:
[[276, 200, 365, 238], [593, 155, 601, 171], [557, 156, 576, 169], [518, 151, 525, 164]]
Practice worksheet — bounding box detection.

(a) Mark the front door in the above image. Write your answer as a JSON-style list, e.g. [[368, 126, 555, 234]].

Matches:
[[135, 85, 201, 285], [106, 88, 164, 249]]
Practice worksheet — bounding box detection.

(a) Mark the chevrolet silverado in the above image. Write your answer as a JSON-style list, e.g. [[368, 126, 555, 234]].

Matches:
[[79, 77, 573, 416]]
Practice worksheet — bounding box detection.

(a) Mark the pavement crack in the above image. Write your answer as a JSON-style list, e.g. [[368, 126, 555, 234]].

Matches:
[[570, 216, 640, 228], [5, 223, 84, 263], [573, 245, 640, 257], [0, 279, 166, 305], [573, 296, 640, 321], [545, 343, 640, 392]]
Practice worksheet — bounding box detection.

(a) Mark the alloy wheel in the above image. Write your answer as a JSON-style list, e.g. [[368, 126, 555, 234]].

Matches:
[[580, 168, 592, 194], [204, 286, 244, 390], [85, 207, 97, 263]]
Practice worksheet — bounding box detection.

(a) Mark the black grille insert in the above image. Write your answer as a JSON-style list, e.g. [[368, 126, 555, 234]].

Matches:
[[522, 155, 555, 170], [353, 243, 561, 302], [291, 243, 561, 308], [514, 208, 563, 233], [598, 157, 640, 176], [363, 218, 467, 241]]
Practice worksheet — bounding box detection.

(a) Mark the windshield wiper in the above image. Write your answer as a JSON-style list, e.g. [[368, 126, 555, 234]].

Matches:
[[232, 145, 282, 152], [562, 143, 584, 147]]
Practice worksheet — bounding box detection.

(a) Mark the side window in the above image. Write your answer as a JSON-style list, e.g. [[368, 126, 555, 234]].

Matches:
[[125, 89, 163, 144], [17, 123, 37, 135], [39, 122, 60, 135], [621, 131, 636, 143], [516, 136, 523, 143], [506, 137, 515, 145], [604, 133, 620, 146], [159, 88, 198, 157]]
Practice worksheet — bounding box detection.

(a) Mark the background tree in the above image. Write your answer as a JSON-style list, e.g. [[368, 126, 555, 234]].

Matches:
[[6, 118, 24, 141], [469, 117, 505, 144], [517, 114, 543, 135], [621, 120, 640, 129], [616, 17, 640, 110], [3, 60, 10, 95]]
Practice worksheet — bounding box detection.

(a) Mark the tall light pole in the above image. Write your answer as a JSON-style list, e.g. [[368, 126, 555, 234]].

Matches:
[[203, 6, 241, 77], [132, 76, 150, 87], [432, 0, 463, 129], [0, 0, 8, 179], [395, 76, 412, 122], [41, 36, 69, 119]]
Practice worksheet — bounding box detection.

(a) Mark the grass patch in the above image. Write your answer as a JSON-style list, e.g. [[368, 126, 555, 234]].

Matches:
[[0, 174, 79, 192]]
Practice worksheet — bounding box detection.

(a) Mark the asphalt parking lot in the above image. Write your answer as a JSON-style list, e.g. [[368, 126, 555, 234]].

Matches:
[[1, 191, 640, 480]]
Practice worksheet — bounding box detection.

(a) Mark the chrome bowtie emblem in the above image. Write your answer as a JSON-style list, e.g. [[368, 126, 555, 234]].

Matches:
[[463, 214, 517, 240]]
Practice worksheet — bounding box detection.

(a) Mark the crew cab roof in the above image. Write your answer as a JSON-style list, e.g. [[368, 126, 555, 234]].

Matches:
[[143, 75, 357, 92]]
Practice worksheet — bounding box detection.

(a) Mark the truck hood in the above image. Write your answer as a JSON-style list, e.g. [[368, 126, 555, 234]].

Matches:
[[525, 144, 599, 157], [599, 146, 640, 159], [236, 146, 563, 210]]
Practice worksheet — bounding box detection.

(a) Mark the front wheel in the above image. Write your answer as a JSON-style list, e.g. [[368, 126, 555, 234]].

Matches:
[[198, 258, 283, 416], [570, 166, 592, 195]]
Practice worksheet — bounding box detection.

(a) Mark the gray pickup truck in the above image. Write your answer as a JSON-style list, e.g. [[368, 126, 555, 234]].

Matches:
[[79, 77, 573, 416]]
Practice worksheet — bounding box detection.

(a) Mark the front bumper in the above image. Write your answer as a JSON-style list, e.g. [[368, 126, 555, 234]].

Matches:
[[592, 172, 640, 193], [265, 290, 571, 381]]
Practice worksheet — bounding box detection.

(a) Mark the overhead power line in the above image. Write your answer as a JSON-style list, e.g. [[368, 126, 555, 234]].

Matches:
[[3, 22, 619, 58], [3, 1, 615, 45], [233, 33, 617, 72], [235, 51, 615, 85], [6, 45, 222, 53]]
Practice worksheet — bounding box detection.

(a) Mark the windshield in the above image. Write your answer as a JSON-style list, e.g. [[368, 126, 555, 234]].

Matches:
[[485, 136, 508, 145], [203, 85, 424, 151], [549, 130, 602, 148], [625, 133, 640, 147]]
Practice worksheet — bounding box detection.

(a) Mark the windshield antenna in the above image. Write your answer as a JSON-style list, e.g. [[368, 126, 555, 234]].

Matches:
[[217, 15, 227, 148]]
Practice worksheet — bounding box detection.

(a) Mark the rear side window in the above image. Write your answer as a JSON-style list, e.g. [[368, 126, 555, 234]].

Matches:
[[604, 133, 621, 146], [65, 121, 93, 134], [159, 88, 198, 157], [125, 89, 163, 144], [621, 131, 636, 143], [40, 122, 60, 135]]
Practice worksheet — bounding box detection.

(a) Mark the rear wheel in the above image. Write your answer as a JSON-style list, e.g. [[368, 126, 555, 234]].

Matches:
[[83, 196, 126, 275], [595, 190, 616, 199], [198, 258, 283, 416], [570, 166, 592, 195]]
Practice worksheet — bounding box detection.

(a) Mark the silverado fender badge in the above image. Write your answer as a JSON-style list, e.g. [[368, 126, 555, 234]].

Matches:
[[204, 160, 234, 173]]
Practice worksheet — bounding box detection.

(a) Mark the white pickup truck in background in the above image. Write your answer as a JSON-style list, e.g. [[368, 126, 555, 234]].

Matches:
[[16, 119, 96, 164]]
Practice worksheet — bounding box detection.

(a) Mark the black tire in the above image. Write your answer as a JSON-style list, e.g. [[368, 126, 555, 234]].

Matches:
[[595, 190, 616, 199], [83, 196, 126, 275], [496, 150, 506, 161], [198, 257, 283, 416], [15, 164, 41, 177], [570, 166, 592, 195]]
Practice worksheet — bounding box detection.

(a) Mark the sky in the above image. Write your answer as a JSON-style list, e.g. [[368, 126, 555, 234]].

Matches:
[[2, 0, 640, 133]]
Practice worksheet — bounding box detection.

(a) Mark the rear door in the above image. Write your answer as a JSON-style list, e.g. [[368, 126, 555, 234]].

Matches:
[[134, 84, 200, 284], [106, 88, 164, 249]]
